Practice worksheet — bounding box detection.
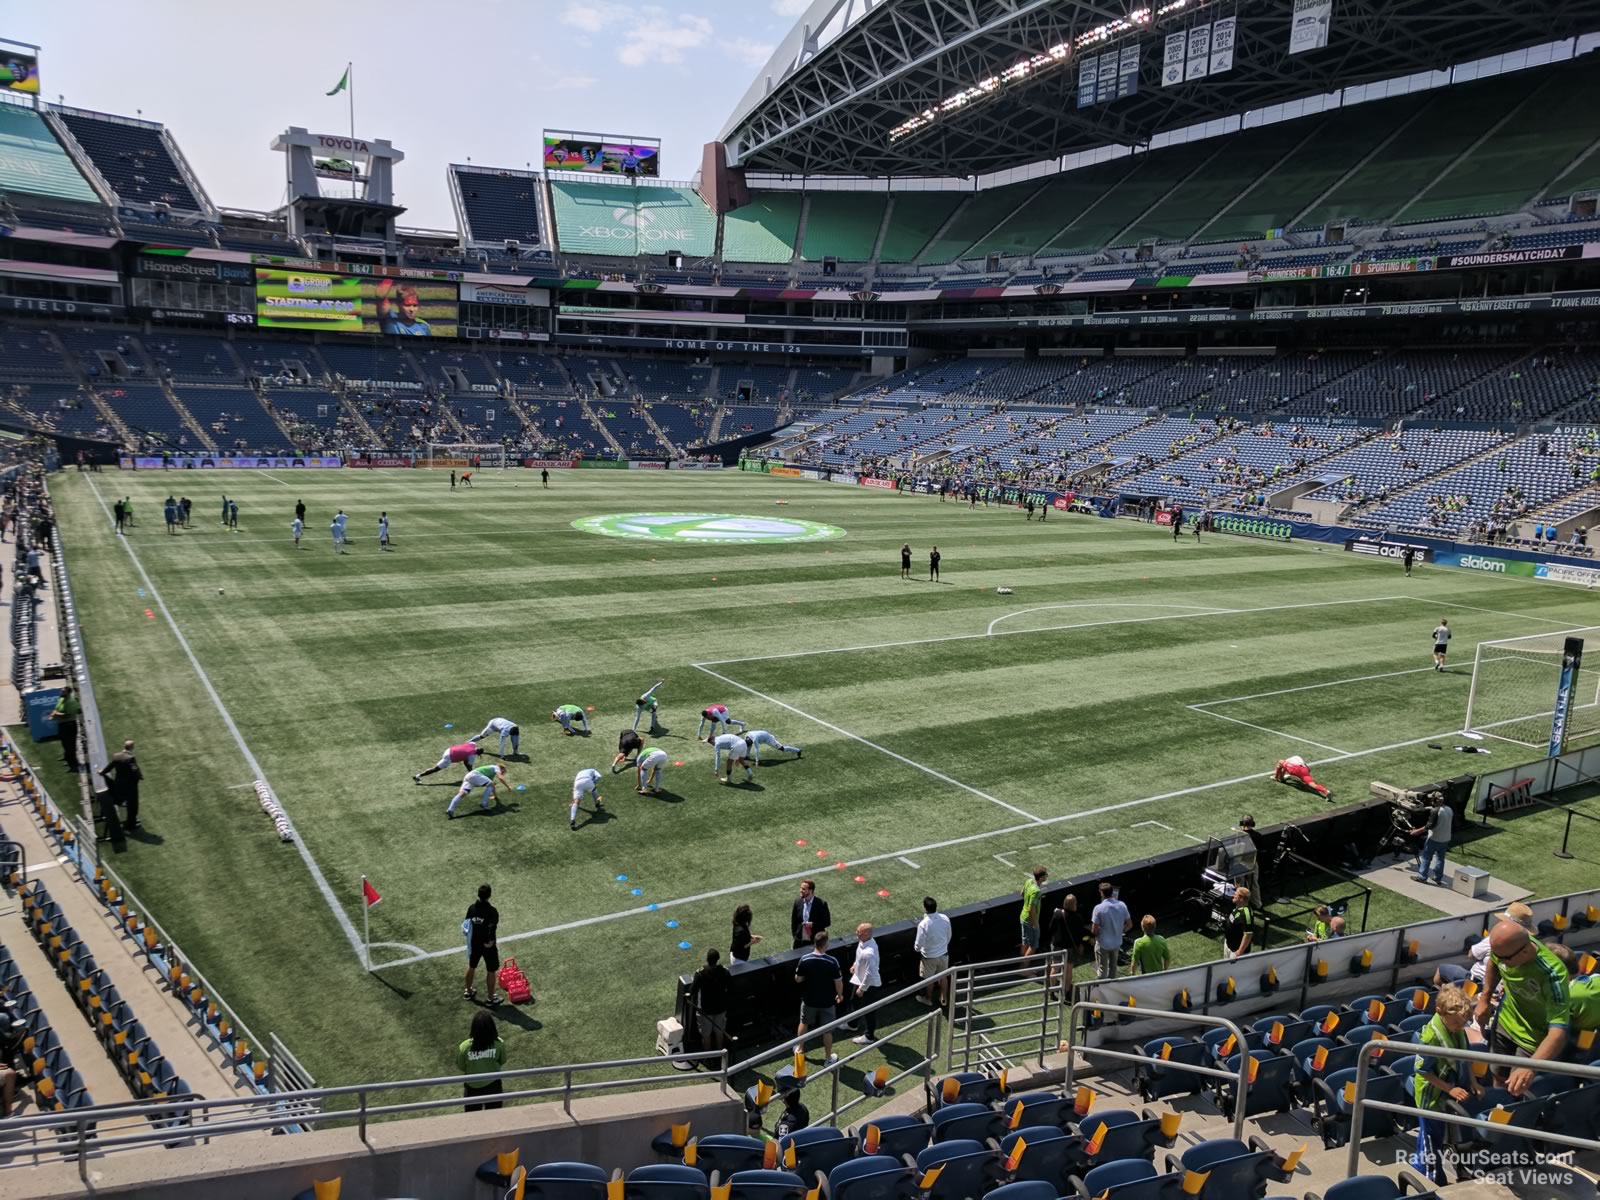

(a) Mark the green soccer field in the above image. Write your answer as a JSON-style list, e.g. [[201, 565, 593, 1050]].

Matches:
[[45, 468, 1600, 1087]]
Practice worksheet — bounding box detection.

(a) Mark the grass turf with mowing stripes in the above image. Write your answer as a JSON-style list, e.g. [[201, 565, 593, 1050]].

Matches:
[[49, 469, 1600, 1087]]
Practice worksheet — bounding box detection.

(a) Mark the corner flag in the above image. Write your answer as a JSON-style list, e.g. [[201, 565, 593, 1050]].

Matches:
[[362, 877, 382, 907], [361, 875, 380, 971], [327, 65, 350, 96]]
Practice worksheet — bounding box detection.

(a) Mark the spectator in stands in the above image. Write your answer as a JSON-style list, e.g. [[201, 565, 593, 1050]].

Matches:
[[847, 922, 881, 1045], [730, 903, 762, 963], [691, 948, 731, 1053], [1327, 915, 1347, 938], [50, 686, 81, 773], [1474, 919, 1570, 1097], [774, 1085, 809, 1138], [1130, 915, 1170, 975], [1469, 902, 1535, 983], [1224, 886, 1254, 960], [794, 931, 843, 1064], [1048, 892, 1088, 985], [1020, 866, 1047, 959], [915, 896, 952, 1007], [1306, 904, 1333, 942], [463, 883, 502, 1006], [1412, 983, 1481, 1184], [98, 739, 143, 831], [457, 1009, 506, 1111], [1090, 881, 1132, 979]]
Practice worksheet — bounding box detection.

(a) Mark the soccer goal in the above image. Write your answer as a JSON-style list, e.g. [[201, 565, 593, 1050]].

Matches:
[[1463, 628, 1599, 749], [424, 442, 508, 468]]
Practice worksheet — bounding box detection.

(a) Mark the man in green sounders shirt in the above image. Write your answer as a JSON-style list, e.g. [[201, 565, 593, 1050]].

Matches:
[[551, 703, 590, 736], [1569, 976, 1600, 1040], [50, 685, 82, 773], [1131, 915, 1170, 974], [1020, 866, 1046, 958], [1475, 920, 1569, 1097]]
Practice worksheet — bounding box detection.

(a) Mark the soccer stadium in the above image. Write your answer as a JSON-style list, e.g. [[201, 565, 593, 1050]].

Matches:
[[3, 1, 1600, 1195]]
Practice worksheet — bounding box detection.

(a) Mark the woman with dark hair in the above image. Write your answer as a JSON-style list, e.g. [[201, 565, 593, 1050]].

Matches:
[[458, 1009, 506, 1111], [731, 904, 762, 963]]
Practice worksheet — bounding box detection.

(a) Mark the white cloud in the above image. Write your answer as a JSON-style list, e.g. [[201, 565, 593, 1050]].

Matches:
[[561, 4, 718, 67], [772, 0, 810, 15], [725, 37, 776, 67]]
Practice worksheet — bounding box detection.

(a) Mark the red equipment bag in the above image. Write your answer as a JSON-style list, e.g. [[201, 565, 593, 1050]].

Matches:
[[497, 957, 533, 1004]]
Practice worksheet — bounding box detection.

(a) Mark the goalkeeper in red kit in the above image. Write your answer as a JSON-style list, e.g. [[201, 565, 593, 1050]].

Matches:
[[1274, 755, 1330, 798]]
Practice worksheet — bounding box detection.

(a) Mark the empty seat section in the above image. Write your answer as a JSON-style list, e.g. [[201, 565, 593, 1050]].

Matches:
[[801, 193, 887, 261], [1301, 72, 1541, 228], [0, 105, 100, 204], [1124, 121, 1313, 244], [56, 110, 202, 210], [723, 193, 803, 264], [177, 386, 288, 452], [1045, 142, 1217, 253], [634, 186, 717, 257], [973, 162, 1140, 259], [1401, 64, 1600, 222], [918, 183, 1040, 263], [452, 166, 542, 244], [877, 193, 965, 262], [0, 325, 72, 377], [549, 181, 639, 256], [141, 333, 241, 382]]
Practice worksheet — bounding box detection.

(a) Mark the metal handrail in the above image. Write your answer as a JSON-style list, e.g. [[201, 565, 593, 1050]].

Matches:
[[1345, 1038, 1600, 1176], [1063, 1001, 1253, 1141]]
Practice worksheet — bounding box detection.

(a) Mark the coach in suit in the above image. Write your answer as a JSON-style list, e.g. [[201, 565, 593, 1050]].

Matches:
[[792, 879, 832, 949]]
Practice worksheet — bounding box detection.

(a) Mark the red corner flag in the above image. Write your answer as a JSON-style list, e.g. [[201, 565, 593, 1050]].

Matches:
[[362, 877, 382, 907]]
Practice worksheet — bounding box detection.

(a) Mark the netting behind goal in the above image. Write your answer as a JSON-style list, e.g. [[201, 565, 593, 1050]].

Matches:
[[1464, 629, 1599, 749]]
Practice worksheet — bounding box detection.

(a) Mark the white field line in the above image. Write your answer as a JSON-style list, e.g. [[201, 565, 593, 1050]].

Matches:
[[258, 472, 294, 488], [992, 853, 1018, 869], [85, 476, 368, 963], [1192, 664, 1445, 708], [698, 595, 1415, 668], [1186, 707, 1353, 756], [370, 714, 1542, 970], [897, 856, 920, 869], [691, 662, 1044, 824], [986, 602, 1231, 637]]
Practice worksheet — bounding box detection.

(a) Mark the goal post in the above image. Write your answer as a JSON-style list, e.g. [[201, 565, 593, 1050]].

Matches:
[[423, 442, 508, 469], [1463, 628, 1598, 751]]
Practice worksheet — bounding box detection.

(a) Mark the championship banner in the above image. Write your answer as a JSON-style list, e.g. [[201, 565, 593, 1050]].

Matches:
[[1118, 44, 1140, 99], [1549, 637, 1585, 757], [1162, 31, 1186, 86], [1289, 0, 1331, 53], [1076, 55, 1099, 109], [1095, 49, 1119, 105], [1185, 24, 1212, 82], [1208, 16, 1237, 75]]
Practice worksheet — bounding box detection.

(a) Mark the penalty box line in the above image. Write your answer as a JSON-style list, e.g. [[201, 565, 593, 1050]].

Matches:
[[368, 716, 1499, 971], [690, 662, 1045, 824]]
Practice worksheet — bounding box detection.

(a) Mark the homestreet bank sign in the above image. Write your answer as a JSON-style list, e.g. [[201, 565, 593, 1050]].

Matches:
[[572, 512, 846, 544]]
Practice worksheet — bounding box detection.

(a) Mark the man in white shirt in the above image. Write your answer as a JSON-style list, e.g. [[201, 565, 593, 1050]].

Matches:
[[471, 716, 522, 758], [848, 923, 881, 1044], [914, 896, 953, 1007], [713, 733, 753, 783], [569, 767, 603, 831]]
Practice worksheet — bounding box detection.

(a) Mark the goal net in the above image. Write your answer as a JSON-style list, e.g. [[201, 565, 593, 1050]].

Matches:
[[423, 442, 507, 469], [1464, 628, 1599, 750]]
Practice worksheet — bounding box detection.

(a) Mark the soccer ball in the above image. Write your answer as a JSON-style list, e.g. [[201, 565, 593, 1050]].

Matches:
[[218, 588, 225, 594]]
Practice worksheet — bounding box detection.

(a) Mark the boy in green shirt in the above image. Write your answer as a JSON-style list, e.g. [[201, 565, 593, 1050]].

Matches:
[[1019, 866, 1046, 958], [1130, 915, 1170, 974], [550, 704, 590, 736], [1411, 984, 1481, 1183]]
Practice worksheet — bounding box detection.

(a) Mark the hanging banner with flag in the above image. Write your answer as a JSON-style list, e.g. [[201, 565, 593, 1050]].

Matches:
[[1289, 0, 1331, 53], [1118, 44, 1141, 99], [1162, 31, 1186, 86], [1185, 24, 1212, 82], [1209, 16, 1237, 75], [1076, 55, 1099, 109], [1548, 637, 1585, 757], [327, 64, 350, 96]]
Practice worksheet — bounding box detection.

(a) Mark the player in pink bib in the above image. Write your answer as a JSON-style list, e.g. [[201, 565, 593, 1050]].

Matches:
[[414, 742, 480, 783]]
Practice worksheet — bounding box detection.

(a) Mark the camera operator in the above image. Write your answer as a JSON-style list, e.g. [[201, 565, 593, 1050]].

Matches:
[[1407, 792, 1453, 887]]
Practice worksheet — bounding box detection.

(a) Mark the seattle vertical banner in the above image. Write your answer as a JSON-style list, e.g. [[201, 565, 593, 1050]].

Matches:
[[1076, 54, 1099, 108], [1290, 0, 1332, 53], [1209, 16, 1237, 75], [1549, 636, 1585, 757], [1162, 31, 1186, 86], [1185, 23, 1212, 81]]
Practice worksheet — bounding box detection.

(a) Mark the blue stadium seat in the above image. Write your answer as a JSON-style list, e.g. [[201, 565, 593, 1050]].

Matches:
[[1073, 1108, 1172, 1163], [983, 1182, 1057, 1200], [1134, 1036, 1211, 1101], [930, 1102, 1004, 1144], [1218, 1051, 1296, 1118], [626, 1163, 711, 1200], [1313, 1066, 1408, 1147], [856, 1114, 931, 1159], [1310, 1171, 1440, 1200], [1069, 1158, 1186, 1200], [936, 1071, 1003, 1107], [779, 1126, 855, 1179], [1166, 1138, 1290, 1200], [824, 1155, 915, 1200], [687, 1134, 767, 1177], [1002, 1091, 1070, 1130], [520, 1161, 614, 1200], [913, 1139, 1001, 1200], [998, 1125, 1080, 1189], [723, 1170, 808, 1200]]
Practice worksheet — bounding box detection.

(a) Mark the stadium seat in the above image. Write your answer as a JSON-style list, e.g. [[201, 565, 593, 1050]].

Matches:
[[1165, 1137, 1290, 1200], [1395, 1013, 1431, 1035], [930, 1101, 1005, 1144], [1306, 1170, 1440, 1200], [984, 1182, 1057, 1200], [998, 1125, 1081, 1189], [913, 1139, 1001, 1200], [1001, 1090, 1070, 1130], [823, 1155, 915, 1200], [625, 1164, 711, 1200], [1073, 1108, 1173, 1163], [779, 1126, 855, 1179], [723, 1170, 808, 1200], [519, 1161, 615, 1200], [1313, 1066, 1408, 1147], [686, 1134, 768, 1177], [1134, 1036, 1211, 1101], [935, 1071, 1003, 1107], [855, 1114, 931, 1160], [1217, 1051, 1297, 1118]]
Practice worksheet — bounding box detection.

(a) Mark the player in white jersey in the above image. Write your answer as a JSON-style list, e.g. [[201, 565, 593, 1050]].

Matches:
[[291, 516, 304, 548], [1432, 618, 1451, 671], [378, 512, 391, 550], [697, 704, 747, 741], [330, 514, 347, 554], [570, 767, 604, 830], [746, 730, 802, 763], [635, 746, 669, 793], [713, 733, 754, 784], [471, 717, 522, 757], [447, 763, 506, 818]]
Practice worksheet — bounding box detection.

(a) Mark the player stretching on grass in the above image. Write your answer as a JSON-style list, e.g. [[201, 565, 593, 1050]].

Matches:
[[1274, 755, 1331, 799], [570, 767, 604, 830], [552, 704, 590, 736], [636, 745, 669, 793], [714, 733, 754, 784], [471, 717, 522, 758], [747, 729, 802, 764], [697, 704, 746, 741], [614, 729, 643, 770], [447, 763, 507, 818], [415, 742, 480, 783], [633, 681, 664, 733]]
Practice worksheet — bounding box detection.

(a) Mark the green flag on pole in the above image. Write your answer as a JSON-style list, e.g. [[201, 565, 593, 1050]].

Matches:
[[327, 65, 350, 96]]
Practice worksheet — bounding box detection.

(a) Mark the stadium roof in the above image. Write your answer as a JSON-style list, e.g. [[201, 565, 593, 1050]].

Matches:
[[720, 0, 1600, 178]]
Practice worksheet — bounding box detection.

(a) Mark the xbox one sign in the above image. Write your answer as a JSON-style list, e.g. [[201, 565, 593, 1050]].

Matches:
[[573, 512, 846, 544]]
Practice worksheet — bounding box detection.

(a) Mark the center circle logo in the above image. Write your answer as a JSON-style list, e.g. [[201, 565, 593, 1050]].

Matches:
[[572, 512, 846, 545]]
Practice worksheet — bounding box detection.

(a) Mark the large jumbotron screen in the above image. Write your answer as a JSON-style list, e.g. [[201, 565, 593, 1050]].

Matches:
[[542, 130, 660, 177], [0, 45, 38, 94], [254, 269, 458, 337]]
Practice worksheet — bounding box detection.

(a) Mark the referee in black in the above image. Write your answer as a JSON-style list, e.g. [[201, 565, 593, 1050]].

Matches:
[[462, 884, 502, 1006]]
